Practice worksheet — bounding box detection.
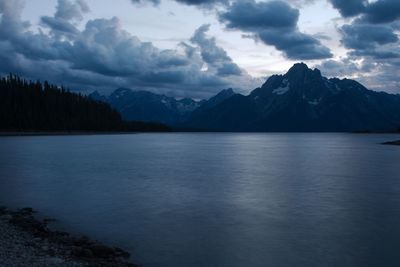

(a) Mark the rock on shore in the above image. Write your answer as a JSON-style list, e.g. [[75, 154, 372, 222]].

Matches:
[[382, 140, 400, 145], [0, 207, 137, 267]]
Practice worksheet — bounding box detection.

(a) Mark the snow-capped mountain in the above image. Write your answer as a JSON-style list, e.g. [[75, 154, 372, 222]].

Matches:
[[90, 63, 400, 132], [89, 87, 237, 126], [89, 88, 203, 125], [185, 63, 400, 132]]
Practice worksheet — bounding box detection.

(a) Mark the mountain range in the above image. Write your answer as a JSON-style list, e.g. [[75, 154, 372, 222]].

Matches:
[[90, 63, 400, 132], [89, 87, 235, 126]]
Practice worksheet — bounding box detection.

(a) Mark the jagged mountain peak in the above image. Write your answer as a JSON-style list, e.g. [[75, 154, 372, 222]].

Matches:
[[88, 90, 108, 102], [285, 62, 322, 80], [186, 63, 400, 132], [254, 63, 327, 98], [214, 88, 235, 98], [222, 88, 234, 94], [286, 62, 309, 74]]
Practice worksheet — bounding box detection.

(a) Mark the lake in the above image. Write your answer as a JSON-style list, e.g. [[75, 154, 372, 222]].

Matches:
[[0, 133, 399, 267]]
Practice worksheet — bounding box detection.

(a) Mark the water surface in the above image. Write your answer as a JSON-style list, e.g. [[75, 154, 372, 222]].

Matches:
[[0, 133, 399, 266]]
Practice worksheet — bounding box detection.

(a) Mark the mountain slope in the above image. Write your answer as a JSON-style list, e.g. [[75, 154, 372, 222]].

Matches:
[[90, 88, 201, 125], [186, 63, 400, 132], [90, 88, 236, 126]]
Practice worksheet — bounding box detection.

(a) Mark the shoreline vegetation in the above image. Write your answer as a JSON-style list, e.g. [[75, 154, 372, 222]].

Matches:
[[0, 74, 171, 133], [0, 206, 137, 267], [0, 131, 143, 136]]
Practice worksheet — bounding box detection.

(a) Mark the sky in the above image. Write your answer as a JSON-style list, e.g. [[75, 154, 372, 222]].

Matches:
[[0, 0, 399, 99]]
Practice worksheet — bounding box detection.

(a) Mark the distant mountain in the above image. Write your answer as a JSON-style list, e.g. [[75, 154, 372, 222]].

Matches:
[[185, 63, 400, 132], [194, 88, 236, 112], [89, 88, 235, 126], [89, 64, 400, 132]]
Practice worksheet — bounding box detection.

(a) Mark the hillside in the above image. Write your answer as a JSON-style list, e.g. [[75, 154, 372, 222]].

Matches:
[[0, 75, 170, 132]]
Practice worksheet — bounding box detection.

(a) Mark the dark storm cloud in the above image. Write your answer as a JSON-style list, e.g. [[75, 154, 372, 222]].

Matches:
[[0, 0, 257, 98], [340, 23, 398, 49], [219, 0, 298, 30], [190, 24, 242, 76], [257, 30, 333, 60], [338, 19, 400, 61], [349, 48, 400, 59], [218, 0, 332, 60], [328, 0, 367, 17], [362, 0, 400, 24], [329, 0, 400, 24], [216, 63, 242, 76]]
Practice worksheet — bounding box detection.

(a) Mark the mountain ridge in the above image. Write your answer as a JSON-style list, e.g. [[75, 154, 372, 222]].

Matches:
[[185, 63, 400, 132], [89, 87, 236, 126], [90, 63, 400, 132]]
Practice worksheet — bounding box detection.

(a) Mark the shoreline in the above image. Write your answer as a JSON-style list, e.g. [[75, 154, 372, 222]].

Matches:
[[0, 207, 137, 267], [1, 131, 400, 137], [0, 132, 142, 137], [382, 140, 400, 145]]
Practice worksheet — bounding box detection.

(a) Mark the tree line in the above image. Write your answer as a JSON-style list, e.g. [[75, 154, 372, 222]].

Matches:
[[0, 74, 170, 132]]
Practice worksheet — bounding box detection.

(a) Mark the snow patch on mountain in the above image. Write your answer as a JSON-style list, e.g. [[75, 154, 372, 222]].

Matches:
[[273, 83, 290, 95], [308, 99, 320, 105]]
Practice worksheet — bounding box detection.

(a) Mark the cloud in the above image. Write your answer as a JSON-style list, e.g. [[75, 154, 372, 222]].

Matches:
[[362, 0, 400, 24], [55, 0, 90, 21], [0, 0, 258, 98], [340, 23, 398, 49], [316, 58, 400, 94], [41, 16, 79, 36], [130, 0, 160, 6], [175, 0, 229, 7], [219, 0, 298, 30], [338, 19, 400, 60], [315, 59, 360, 78], [41, 0, 89, 39], [288, 0, 317, 7], [329, 0, 400, 24], [326, 0, 400, 94], [328, 0, 367, 17], [130, 0, 228, 8], [218, 0, 332, 60], [190, 24, 242, 76], [257, 30, 333, 60]]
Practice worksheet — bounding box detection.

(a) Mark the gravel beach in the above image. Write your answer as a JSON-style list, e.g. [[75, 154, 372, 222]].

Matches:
[[0, 207, 137, 267]]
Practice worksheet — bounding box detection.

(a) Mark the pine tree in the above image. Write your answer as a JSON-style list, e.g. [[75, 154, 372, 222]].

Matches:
[[0, 74, 170, 132]]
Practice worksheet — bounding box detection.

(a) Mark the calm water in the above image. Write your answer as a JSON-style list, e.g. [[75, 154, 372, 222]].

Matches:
[[0, 133, 400, 267]]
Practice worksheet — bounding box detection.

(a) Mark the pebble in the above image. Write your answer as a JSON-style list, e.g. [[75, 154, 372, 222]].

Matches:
[[0, 207, 137, 267]]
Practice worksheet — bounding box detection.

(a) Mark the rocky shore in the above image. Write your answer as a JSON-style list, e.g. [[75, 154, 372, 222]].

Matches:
[[0, 207, 137, 267], [382, 140, 400, 145]]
